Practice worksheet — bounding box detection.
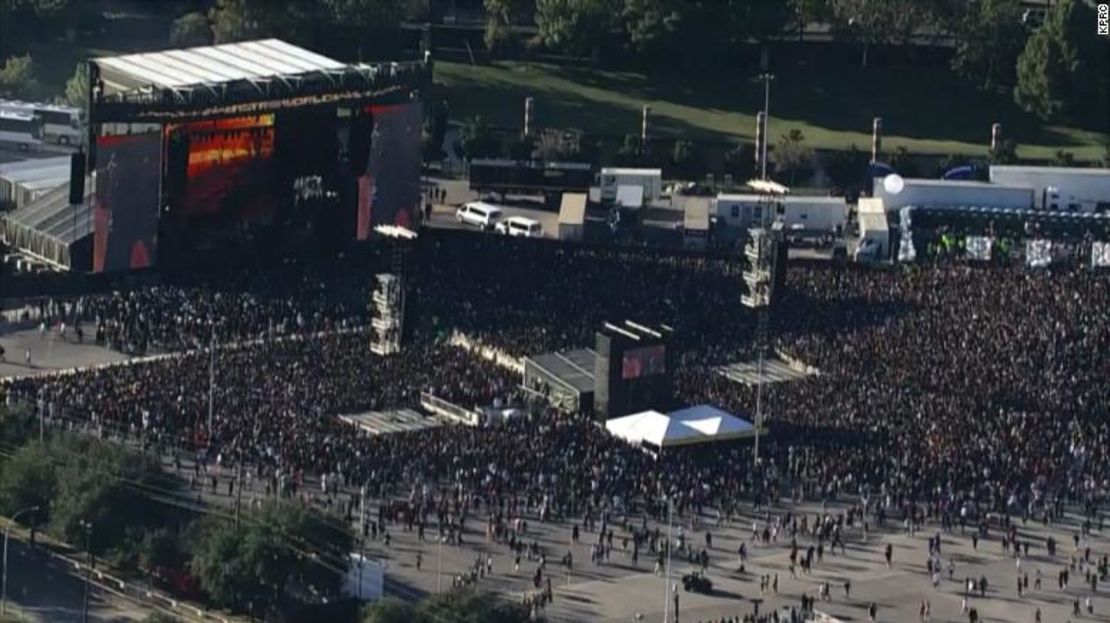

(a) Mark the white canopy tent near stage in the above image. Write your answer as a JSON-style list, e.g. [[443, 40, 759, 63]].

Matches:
[[605, 404, 757, 448]]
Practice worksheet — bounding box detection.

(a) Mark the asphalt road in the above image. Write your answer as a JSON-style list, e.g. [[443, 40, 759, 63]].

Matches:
[[0, 143, 75, 165], [1, 537, 151, 622], [0, 323, 130, 380]]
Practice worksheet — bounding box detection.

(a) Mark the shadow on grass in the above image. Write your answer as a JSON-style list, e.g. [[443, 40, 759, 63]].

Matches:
[[439, 60, 1108, 153]]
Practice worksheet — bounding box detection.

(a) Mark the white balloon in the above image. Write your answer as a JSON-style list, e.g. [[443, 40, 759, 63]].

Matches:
[[883, 174, 905, 195]]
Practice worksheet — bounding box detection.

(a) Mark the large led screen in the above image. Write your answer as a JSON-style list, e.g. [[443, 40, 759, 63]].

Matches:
[[93, 133, 161, 273], [169, 115, 276, 237], [357, 102, 422, 239], [622, 345, 666, 380]]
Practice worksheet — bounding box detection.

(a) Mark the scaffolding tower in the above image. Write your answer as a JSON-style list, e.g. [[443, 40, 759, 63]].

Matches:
[[370, 227, 417, 356], [741, 179, 789, 468]]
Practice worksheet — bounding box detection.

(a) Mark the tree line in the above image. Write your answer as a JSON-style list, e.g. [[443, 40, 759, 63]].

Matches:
[[3, 0, 1106, 127], [0, 405, 354, 620], [0, 403, 529, 621], [482, 0, 1107, 125]]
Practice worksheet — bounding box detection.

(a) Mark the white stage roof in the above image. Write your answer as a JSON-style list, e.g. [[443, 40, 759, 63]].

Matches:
[[605, 405, 756, 448], [94, 39, 345, 94]]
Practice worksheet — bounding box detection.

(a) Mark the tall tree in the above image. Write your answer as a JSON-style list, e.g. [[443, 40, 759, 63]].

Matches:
[[827, 0, 925, 67], [323, 0, 415, 29], [727, 0, 792, 45], [209, 0, 324, 45], [0, 54, 42, 100], [190, 500, 351, 616], [484, 0, 524, 55], [949, 0, 1027, 91], [1015, 0, 1107, 121], [535, 0, 620, 61], [620, 0, 681, 58], [723, 142, 755, 179], [456, 116, 499, 160], [0, 443, 57, 517], [788, 0, 829, 42], [62, 62, 88, 109], [47, 438, 168, 555], [773, 128, 813, 185], [170, 12, 214, 48], [823, 144, 867, 194]]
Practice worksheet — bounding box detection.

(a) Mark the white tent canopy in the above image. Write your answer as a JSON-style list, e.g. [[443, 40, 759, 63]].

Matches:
[[605, 405, 756, 448]]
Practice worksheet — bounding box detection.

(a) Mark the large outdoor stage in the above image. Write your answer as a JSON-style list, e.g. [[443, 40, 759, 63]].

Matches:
[[76, 39, 429, 273]]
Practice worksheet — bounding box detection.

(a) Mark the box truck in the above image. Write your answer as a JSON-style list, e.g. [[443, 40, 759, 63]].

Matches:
[[855, 198, 889, 263], [682, 197, 710, 249], [558, 192, 587, 241], [989, 165, 1110, 213], [873, 178, 1034, 211], [599, 167, 662, 203]]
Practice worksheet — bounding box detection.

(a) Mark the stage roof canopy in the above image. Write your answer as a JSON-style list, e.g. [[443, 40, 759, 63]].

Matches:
[[605, 405, 756, 448], [94, 39, 346, 95], [524, 349, 596, 394]]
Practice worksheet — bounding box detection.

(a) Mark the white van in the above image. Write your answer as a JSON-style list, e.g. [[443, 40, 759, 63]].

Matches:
[[456, 202, 503, 230], [495, 216, 543, 238]]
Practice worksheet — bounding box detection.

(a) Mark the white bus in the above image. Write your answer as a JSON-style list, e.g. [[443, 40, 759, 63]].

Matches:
[[0, 110, 44, 150], [0, 100, 82, 146]]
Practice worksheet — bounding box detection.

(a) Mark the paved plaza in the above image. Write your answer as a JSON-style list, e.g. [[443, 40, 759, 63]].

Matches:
[[0, 322, 130, 380], [357, 499, 1108, 623]]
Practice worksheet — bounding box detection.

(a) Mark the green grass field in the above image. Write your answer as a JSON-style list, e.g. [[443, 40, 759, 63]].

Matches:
[[436, 60, 1109, 161]]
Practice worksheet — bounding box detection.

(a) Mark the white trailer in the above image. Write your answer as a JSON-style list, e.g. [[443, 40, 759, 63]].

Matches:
[[873, 178, 1034, 211], [714, 193, 768, 229], [713, 194, 843, 233], [989, 165, 1110, 213], [599, 167, 662, 203], [558, 192, 587, 241], [780, 196, 847, 234]]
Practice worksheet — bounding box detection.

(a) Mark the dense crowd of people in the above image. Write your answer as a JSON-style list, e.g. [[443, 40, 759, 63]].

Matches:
[[3, 237, 1108, 517], [12, 256, 382, 354], [1, 231, 1107, 620]]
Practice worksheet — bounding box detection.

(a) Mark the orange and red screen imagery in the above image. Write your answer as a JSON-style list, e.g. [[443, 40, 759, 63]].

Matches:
[[93, 133, 161, 273], [356, 102, 422, 239], [621, 345, 667, 380], [166, 114, 275, 221]]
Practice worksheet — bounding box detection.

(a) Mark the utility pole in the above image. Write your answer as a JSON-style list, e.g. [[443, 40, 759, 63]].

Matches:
[[357, 539, 365, 601], [207, 324, 215, 443], [437, 535, 444, 592], [759, 73, 774, 181], [662, 496, 673, 623], [871, 117, 883, 163], [79, 520, 92, 623], [235, 463, 243, 527]]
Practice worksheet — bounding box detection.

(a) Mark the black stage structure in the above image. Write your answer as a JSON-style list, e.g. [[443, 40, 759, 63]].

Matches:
[[83, 39, 430, 273]]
